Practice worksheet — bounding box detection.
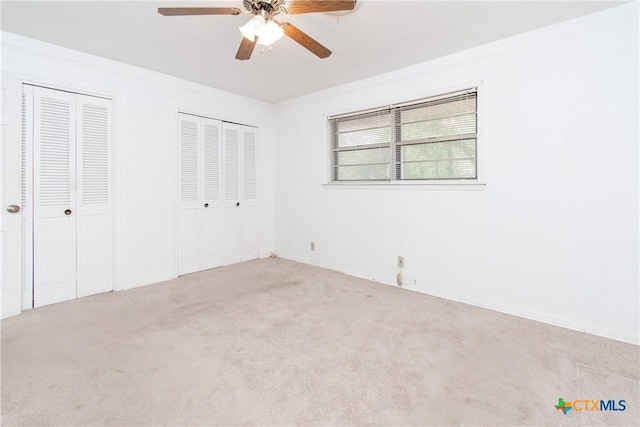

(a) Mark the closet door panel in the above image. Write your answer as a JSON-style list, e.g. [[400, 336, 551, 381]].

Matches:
[[221, 210, 240, 265], [33, 87, 77, 307], [76, 95, 113, 298], [202, 208, 223, 269], [239, 206, 257, 261], [180, 208, 201, 272], [240, 127, 258, 261], [221, 124, 241, 265], [178, 114, 201, 275], [201, 118, 223, 270]]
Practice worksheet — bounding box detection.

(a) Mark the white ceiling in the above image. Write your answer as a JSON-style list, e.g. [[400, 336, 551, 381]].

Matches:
[[1, 0, 625, 103]]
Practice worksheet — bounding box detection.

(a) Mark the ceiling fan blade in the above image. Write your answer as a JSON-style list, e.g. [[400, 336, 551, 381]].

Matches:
[[235, 36, 258, 60], [282, 23, 331, 58], [284, 1, 355, 14], [158, 7, 241, 16]]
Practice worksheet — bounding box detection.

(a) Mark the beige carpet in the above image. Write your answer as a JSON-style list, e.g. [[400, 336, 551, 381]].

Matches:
[[1, 258, 638, 426]]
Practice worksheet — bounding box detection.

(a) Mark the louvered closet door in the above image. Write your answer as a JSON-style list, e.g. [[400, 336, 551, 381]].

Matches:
[[178, 114, 202, 275], [33, 87, 78, 307], [221, 123, 258, 265], [201, 117, 223, 270], [76, 95, 112, 298], [178, 118, 256, 272], [239, 127, 258, 261], [221, 123, 242, 265]]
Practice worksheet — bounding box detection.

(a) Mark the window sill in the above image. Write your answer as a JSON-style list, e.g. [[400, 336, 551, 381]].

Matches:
[[322, 181, 486, 190]]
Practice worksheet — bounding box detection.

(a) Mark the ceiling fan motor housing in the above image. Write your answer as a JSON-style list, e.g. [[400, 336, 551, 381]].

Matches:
[[243, 0, 284, 15]]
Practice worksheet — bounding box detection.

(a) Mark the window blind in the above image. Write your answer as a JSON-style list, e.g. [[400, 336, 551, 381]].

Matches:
[[332, 109, 392, 181], [329, 88, 477, 182]]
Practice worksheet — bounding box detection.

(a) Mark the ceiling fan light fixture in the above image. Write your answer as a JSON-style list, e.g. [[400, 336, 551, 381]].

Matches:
[[239, 15, 283, 46], [239, 15, 263, 40], [259, 20, 284, 45]]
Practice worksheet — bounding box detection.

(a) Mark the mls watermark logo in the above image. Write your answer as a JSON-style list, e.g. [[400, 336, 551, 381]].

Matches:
[[554, 397, 626, 415]]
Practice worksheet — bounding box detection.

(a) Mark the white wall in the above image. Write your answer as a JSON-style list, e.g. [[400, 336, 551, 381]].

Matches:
[[1, 32, 275, 318], [273, 4, 639, 344]]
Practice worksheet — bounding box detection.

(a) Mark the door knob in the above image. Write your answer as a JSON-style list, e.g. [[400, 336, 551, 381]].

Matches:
[[204, 203, 209, 208], [6, 205, 20, 213], [236, 202, 240, 207], [64, 209, 72, 215]]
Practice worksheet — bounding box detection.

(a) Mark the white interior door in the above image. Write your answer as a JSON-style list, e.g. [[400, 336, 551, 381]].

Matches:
[[178, 114, 224, 274], [178, 116, 257, 273], [76, 94, 112, 298], [221, 124, 242, 266], [221, 123, 258, 265], [240, 126, 258, 261], [201, 118, 223, 270], [30, 85, 113, 307], [178, 114, 201, 275], [33, 86, 77, 307]]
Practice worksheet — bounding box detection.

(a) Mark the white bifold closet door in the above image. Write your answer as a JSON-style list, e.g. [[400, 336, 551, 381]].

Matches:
[[178, 114, 257, 275], [30, 85, 112, 307], [178, 114, 223, 274], [221, 122, 257, 265]]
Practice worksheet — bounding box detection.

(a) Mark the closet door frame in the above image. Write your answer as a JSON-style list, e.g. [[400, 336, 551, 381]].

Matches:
[[21, 82, 116, 309], [22, 85, 34, 310]]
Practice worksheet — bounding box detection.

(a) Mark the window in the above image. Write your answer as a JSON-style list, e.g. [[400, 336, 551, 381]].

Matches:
[[330, 88, 477, 182]]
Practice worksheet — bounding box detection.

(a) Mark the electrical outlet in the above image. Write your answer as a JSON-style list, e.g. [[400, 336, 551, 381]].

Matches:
[[310, 242, 315, 251], [397, 256, 404, 268]]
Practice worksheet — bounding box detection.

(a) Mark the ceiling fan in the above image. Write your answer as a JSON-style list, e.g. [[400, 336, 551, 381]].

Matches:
[[158, 0, 356, 60]]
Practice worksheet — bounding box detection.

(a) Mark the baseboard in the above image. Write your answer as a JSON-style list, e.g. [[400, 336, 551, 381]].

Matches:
[[277, 255, 639, 346]]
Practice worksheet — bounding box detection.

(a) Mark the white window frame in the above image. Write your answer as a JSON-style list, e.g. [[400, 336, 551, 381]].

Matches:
[[325, 84, 485, 188]]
